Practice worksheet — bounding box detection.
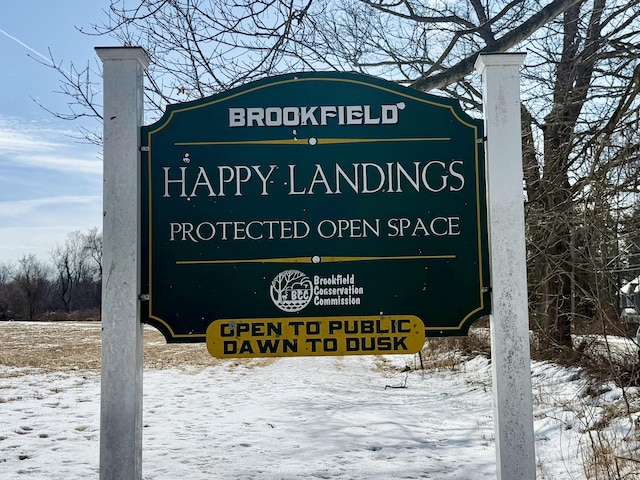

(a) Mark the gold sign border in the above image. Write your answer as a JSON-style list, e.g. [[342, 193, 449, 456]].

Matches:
[[143, 75, 487, 339]]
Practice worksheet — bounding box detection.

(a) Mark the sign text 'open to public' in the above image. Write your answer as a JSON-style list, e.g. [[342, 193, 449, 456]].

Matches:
[[206, 316, 426, 358]]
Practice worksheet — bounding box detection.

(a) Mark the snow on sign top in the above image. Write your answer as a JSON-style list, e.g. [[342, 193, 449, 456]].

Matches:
[[139, 71, 491, 357]]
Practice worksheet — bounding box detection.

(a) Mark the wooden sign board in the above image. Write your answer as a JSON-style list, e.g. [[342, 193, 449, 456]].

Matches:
[[140, 72, 490, 357]]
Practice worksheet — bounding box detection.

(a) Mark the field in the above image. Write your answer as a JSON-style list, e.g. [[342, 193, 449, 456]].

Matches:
[[0, 321, 218, 372], [1, 321, 640, 479]]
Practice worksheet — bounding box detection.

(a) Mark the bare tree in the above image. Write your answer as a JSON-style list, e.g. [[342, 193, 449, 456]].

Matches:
[[0, 262, 12, 287], [42, 0, 640, 348], [50, 229, 103, 313], [82, 227, 102, 281], [13, 254, 51, 320], [50, 231, 89, 312], [0, 262, 14, 320], [45, 0, 581, 128], [82, 227, 103, 309], [308, 0, 640, 348], [521, 0, 640, 347]]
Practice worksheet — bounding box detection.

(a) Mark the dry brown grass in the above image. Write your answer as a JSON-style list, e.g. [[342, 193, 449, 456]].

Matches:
[[0, 321, 246, 373], [418, 325, 491, 370], [0, 321, 102, 372]]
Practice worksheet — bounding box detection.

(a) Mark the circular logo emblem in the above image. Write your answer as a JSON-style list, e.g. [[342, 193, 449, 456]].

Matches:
[[270, 269, 313, 312]]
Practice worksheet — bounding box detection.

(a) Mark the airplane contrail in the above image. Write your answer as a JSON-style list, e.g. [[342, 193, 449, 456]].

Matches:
[[0, 27, 100, 96], [0, 28, 53, 66]]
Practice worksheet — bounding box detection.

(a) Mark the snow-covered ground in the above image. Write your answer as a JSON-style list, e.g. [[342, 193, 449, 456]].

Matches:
[[1, 324, 639, 479]]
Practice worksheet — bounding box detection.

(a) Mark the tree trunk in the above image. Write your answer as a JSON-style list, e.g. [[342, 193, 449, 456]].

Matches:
[[530, 0, 604, 348]]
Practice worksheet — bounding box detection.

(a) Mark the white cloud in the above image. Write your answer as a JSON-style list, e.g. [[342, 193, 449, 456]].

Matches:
[[14, 152, 102, 175], [0, 195, 101, 219], [0, 119, 64, 154], [0, 115, 102, 174]]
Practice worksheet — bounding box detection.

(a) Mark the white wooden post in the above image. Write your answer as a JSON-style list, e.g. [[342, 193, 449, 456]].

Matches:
[[475, 53, 536, 479], [97, 46, 149, 480]]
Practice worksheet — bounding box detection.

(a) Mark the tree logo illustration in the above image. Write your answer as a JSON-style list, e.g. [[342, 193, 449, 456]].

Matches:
[[269, 269, 313, 312]]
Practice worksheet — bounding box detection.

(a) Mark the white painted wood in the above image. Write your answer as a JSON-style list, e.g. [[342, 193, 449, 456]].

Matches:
[[96, 46, 149, 480], [475, 53, 536, 480]]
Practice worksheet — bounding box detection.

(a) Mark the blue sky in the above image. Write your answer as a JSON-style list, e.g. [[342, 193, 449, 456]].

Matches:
[[0, 1, 112, 264]]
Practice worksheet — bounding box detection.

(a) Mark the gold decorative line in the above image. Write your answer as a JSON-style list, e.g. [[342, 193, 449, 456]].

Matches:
[[176, 254, 455, 265], [175, 139, 300, 146], [318, 137, 450, 145], [318, 255, 455, 262], [174, 137, 450, 147]]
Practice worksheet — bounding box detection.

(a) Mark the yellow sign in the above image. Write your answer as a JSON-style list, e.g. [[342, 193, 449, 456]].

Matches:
[[206, 315, 426, 358]]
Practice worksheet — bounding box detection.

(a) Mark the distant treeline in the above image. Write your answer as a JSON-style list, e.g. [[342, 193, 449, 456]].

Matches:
[[0, 228, 102, 321]]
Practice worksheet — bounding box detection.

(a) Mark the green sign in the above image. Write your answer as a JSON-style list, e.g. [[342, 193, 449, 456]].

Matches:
[[140, 72, 490, 354]]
